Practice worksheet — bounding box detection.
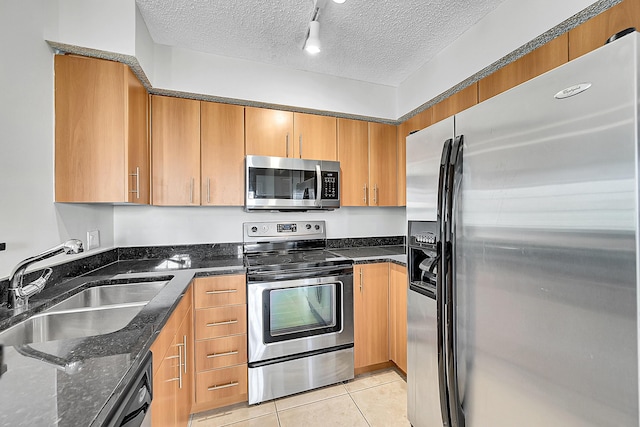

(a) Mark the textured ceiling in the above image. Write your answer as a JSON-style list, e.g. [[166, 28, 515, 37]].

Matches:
[[135, 0, 507, 87]]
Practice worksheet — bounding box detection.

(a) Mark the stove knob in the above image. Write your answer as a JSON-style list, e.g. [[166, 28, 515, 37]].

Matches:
[[262, 225, 269, 233], [314, 224, 320, 231], [306, 224, 312, 230], [251, 226, 258, 233]]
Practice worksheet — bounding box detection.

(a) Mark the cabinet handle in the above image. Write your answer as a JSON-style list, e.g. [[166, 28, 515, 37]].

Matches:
[[373, 184, 378, 205], [182, 335, 188, 374], [286, 133, 290, 157], [299, 134, 303, 158], [363, 184, 368, 204], [207, 350, 239, 359], [205, 289, 238, 294], [129, 167, 140, 199], [189, 178, 194, 204], [175, 343, 184, 388], [208, 381, 239, 391], [207, 178, 211, 204], [359, 268, 363, 292], [206, 319, 238, 327]]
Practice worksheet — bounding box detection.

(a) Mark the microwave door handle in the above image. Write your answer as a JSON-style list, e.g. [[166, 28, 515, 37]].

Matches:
[[315, 164, 322, 207]]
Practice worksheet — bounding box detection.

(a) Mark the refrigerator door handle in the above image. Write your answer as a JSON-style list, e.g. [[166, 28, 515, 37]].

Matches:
[[446, 135, 465, 427], [437, 138, 453, 427]]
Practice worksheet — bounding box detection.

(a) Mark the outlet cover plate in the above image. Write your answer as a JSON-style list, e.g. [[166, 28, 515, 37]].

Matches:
[[87, 230, 100, 250]]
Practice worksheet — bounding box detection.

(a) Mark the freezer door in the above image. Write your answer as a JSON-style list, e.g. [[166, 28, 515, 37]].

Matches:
[[453, 34, 639, 426], [406, 117, 454, 221], [407, 289, 443, 427]]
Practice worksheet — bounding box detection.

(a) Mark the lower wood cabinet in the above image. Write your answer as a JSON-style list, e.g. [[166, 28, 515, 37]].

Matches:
[[150, 285, 193, 427], [191, 274, 248, 413], [389, 263, 408, 373], [353, 262, 408, 375]]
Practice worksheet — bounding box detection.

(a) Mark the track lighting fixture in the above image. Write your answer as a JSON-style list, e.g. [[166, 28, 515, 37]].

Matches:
[[304, 20, 321, 54]]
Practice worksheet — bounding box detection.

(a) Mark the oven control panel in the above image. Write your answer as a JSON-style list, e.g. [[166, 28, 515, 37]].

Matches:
[[244, 221, 326, 242]]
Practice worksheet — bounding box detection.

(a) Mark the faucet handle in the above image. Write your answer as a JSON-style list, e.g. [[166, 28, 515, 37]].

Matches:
[[18, 268, 53, 300], [62, 239, 84, 255]]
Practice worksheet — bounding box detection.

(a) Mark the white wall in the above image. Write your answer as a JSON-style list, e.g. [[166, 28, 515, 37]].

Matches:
[[0, 0, 115, 278], [396, 0, 599, 115], [151, 44, 398, 120], [52, 0, 136, 56], [113, 206, 406, 246]]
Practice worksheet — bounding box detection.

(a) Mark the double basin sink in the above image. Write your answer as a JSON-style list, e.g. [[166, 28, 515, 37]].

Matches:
[[0, 280, 169, 346]]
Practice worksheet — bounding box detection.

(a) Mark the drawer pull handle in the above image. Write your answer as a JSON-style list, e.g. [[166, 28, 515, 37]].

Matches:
[[207, 350, 239, 359], [208, 381, 239, 391], [205, 289, 238, 294], [206, 319, 238, 327]]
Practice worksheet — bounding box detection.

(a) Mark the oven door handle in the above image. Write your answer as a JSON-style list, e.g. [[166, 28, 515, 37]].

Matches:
[[248, 266, 352, 284], [248, 272, 351, 289], [315, 164, 322, 207]]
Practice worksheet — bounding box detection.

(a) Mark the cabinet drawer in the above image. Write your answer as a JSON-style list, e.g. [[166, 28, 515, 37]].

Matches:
[[195, 335, 247, 372], [195, 364, 248, 404], [194, 275, 246, 309], [195, 305, 247, 340]]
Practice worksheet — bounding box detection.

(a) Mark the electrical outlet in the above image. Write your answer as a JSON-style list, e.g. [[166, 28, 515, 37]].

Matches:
[[87, 230, 100, 250]]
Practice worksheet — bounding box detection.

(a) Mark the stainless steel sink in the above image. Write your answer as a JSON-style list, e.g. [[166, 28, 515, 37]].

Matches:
[[46, 281, 169, 313], [0, 304, 146, 346], [0, 280, 170, 346]]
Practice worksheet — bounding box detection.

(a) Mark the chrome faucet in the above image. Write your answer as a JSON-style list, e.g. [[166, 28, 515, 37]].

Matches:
[[7, 239, 84, 311]]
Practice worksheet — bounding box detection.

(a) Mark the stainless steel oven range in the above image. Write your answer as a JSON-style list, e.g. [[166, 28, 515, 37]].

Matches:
[[244, 220, 354, 404]]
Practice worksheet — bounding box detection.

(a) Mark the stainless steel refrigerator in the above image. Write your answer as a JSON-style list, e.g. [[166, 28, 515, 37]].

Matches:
[[407, 32, 640, 427]]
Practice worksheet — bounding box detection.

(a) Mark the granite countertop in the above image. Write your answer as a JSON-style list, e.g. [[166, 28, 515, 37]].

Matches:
[[329, 245, 406, 266], [0, 256, 244, 427], [0, 244, 403, 427]]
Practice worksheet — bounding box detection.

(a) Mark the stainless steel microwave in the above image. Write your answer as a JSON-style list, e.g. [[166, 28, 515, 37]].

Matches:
[[245, 155, 340, 211]]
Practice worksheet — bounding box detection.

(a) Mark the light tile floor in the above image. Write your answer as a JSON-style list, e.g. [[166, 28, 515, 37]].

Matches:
[[190, 368, 410, 427]]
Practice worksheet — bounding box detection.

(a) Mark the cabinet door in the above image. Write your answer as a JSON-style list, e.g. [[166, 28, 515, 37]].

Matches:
[[151, 336, 179, 427], [201, 102, 245, 205], [569, 0, 640, 60], [368, 123, 398, 206], [245, 107, 293, 157], [176, 306, 193, 426], [125, 66, 150, 204], [337, 118, 369, 206], [389, 264, 408, 373], [55, 55, 126, 203], [293, 112, 337, 160], [354, 263, 389, 369], [478, 34, 568, 102], [151, 95, 201, 205]]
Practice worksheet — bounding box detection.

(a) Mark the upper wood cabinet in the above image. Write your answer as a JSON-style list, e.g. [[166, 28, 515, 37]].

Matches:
[[292, 112, 337, 160], [569, 0, 640, 60], [338, 119, 399, 206], [337, 118, 369, 206], [55, 55, 149, 203], [201, 102, 245, 206], [151, 95, 201, 206], [245, 107, 293, 157], [432, 83, 478, 123], [369, 122, 398, 206], [479, 34, 568, 102], [245, 107, 337, 160]]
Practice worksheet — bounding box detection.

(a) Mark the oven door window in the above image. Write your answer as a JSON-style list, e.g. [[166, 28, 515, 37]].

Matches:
[[248, 167, 317, 200], [263, 283, 342, 343]]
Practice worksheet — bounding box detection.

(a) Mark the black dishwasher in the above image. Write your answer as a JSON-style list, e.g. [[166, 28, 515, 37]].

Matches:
[[103, 351, 153, 427]]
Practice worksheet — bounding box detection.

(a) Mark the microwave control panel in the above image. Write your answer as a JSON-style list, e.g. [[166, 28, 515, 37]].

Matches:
[[321, 171, 339, 199]]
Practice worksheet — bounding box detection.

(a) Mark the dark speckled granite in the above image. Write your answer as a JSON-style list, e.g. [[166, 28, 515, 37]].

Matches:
[[327, 236, 404, 248]]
